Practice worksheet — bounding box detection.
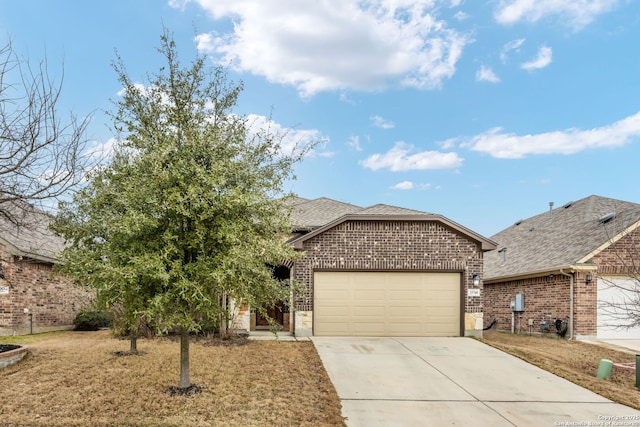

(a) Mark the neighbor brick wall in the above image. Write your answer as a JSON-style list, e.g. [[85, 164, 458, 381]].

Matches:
[[591, 228, 640, 275], [0, 245, 93, 335], [484, 272, 596, 336], [293, 220, 484, 314]]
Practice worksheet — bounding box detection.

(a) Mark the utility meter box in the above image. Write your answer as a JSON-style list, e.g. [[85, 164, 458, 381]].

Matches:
[[514, 293, 525, 311]]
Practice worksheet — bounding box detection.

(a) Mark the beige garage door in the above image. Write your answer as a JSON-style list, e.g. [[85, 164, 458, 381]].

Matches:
[[314, 271, 461, 336]]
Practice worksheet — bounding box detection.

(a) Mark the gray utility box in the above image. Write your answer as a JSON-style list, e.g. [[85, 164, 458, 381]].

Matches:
[[510, 294, 525, 312]]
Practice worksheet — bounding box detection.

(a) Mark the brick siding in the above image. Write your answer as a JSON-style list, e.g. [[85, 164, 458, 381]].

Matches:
[[592, 228, 640, 275], [293, 220, 484, 314], [0, 245, 93, 335], [483, 273, 595, 336]]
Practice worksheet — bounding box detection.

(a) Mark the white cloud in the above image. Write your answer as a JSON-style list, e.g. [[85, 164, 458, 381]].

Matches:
[[453, 11, 470, 21], [494, 0, 619, 30], [86, 137, 118, 160], [361, 141, 463, 171], [521, 46, 553, 70], [464, 111, 640, 158], [449, 0, 463, 7], [187, 0, 470, 97], [391, 181, 433, 190], [370, 114, 395, 129], [476, 65, 500, 83], [391, 181, 414, 190], [245, 114, 329, 157], [500, 38, 525, 63], [347, 135, 363, 151]]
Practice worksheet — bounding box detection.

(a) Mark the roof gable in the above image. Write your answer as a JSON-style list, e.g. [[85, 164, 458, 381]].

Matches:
[[290, 212, 497, 251], [484, 195, 640, 281]]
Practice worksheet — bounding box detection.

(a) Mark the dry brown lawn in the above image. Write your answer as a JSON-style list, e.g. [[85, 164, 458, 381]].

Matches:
[[0, 331, 344, 427], [482, 331, 640, 410]]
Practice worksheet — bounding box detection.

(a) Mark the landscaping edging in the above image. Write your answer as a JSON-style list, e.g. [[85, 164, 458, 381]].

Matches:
[[0, 345, 28, 369]]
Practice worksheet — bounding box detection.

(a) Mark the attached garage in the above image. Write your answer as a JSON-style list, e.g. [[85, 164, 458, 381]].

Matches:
[[288, 203, 496, 337], [597, 276, 640, 339], [314, 271, 462, 336]]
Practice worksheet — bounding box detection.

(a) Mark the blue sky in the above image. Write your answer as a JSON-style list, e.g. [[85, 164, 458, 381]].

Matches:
[[1, 0, 639, 237]]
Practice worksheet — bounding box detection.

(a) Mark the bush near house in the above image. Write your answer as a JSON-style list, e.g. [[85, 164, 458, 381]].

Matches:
[[73, 309, 113, 331]]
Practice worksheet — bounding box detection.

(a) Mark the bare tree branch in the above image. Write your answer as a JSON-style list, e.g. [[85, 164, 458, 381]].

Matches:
[[597, 212, 640, 332], [0, 38, 92, 224]]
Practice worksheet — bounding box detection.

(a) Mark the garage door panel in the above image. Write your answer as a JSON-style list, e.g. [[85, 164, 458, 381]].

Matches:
[[314, 272, 460, 337], [354, 291, 386, 300], [388, 307, 421, 316]]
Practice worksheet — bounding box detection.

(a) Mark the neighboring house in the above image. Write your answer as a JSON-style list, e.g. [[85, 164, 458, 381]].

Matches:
[[0, 202, 92, 336], [483, 195, 640, 340], [237, 197, 497, 337]]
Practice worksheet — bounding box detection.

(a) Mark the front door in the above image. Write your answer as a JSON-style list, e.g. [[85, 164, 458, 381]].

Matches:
[[256, 301, 285, 327]]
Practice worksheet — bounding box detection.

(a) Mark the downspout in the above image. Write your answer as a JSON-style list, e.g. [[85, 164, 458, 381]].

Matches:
[[559, 269, 574, 340]]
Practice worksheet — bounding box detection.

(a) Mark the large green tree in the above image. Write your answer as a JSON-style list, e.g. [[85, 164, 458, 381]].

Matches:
[[54, 31, 305, 389]]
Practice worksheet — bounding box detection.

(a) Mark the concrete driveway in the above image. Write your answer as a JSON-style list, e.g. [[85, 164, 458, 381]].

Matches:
[[312, 337, 640, 427]]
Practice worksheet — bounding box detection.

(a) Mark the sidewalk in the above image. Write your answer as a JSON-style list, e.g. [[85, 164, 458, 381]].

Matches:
[[246, 330, 310, 341], [581, 337, 640, 354]]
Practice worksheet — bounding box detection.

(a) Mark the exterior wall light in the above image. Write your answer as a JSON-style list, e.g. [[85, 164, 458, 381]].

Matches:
[[585, 273, 592, 284], [472, 273, 480, 287]]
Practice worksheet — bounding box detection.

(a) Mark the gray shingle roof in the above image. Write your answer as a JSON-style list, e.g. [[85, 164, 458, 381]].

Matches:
[[290, 197, 363, 230], [289, 198, 433, 230], [484, 195, 640, 281], [0, 202, 64, 264], [358, 203, 430, 215]]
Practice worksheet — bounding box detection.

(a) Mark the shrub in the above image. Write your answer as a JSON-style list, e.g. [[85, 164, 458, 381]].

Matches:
[[74, 309, 113, 331]]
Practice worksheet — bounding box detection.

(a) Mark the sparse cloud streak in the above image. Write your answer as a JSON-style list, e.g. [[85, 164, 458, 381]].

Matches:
[[521, 46, 553, 70], [370, 114, 395, 129], [476, 66, 500, 83], [494, 0, 619, 30], [361, 141, 463, 171], [391, 181, 414, 190], [465, 111, 640, 158]]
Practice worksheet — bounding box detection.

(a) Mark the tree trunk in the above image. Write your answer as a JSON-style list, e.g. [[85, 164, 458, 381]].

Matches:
[[178, 327, 191, 389], [220, 292, 228, 340], [129, 329, 138, 354]]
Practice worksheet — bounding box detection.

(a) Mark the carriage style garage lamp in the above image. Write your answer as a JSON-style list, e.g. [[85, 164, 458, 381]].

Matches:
[[472, 273, 480, 287]]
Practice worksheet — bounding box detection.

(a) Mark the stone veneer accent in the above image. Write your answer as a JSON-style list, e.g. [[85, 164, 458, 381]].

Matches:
[[292, 220, 485, 336], [0, 245, 93, 336]]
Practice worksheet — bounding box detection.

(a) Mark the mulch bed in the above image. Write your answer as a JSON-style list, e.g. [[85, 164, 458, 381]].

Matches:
[[0, 344, 21, 353]]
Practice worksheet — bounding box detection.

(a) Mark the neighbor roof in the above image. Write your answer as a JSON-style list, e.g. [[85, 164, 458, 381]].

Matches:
[[484, 195, 640, 281], [0, 201, 65, 264]]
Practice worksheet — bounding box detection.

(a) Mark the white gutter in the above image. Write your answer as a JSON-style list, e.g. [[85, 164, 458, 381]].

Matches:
[[560, 269, 574, 340]]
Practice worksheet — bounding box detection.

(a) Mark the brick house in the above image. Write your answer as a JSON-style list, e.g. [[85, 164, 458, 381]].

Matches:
[[237, 197, 497, 337], [483, 195, 640, 340], [0, 202, 92, 336]]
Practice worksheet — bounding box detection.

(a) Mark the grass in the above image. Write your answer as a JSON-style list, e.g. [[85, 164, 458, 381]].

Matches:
[[482, 331, 640, 410], [0, 330, 344, 427]]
